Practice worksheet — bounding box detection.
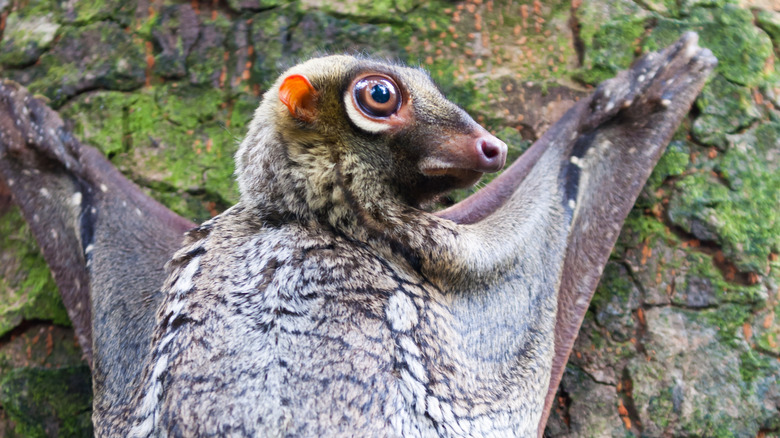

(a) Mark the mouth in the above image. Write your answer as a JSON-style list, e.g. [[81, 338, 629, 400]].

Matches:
[[418, 126, 508, 180], [420, 166, 484, 187]]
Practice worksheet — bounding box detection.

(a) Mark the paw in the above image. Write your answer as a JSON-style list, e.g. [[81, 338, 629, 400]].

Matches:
[[585, 32, 718, 128], [0, 80, 83, 174]]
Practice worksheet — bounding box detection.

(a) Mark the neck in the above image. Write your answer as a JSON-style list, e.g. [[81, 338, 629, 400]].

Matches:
[[236, 120, 426, 243]]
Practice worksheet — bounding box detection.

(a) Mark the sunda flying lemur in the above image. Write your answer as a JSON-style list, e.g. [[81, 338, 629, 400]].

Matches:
[[0, 33, 715, 436]]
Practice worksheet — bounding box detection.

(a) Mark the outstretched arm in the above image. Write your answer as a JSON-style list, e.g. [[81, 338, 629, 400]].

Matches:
[[436, 33, 716, 433]]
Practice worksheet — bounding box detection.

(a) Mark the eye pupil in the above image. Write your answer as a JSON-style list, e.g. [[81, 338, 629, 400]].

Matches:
[[371, 84, 390, 104]]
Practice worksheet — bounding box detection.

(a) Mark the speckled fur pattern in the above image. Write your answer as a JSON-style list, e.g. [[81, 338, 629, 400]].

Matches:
[[96, 56, 570, 437], [116, 204, 557, 437]]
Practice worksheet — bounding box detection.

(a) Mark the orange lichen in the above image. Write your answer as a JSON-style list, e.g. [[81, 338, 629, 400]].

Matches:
[[640, 244, 652, 265], [763, 312, 774, 329]]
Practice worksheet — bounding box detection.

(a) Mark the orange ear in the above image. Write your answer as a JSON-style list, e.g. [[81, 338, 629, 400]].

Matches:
[[279, 74, 318, 122]]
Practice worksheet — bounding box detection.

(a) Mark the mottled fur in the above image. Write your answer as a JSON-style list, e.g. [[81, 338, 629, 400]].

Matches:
[[100, 55, 567, 437]]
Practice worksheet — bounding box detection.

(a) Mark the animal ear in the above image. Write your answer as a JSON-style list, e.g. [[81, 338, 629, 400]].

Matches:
[[279, 74, 318, 122]]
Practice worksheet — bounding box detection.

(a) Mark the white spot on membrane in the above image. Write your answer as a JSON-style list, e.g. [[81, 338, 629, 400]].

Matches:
[[99, 184, 108, 193], [71, 192, 82, 206], [39, 188, 50, 198]]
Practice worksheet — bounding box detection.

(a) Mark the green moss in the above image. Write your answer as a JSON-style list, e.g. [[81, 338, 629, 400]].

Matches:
[[186, 14, 231, 86], [615, 209, 675, 255], [303, 0, 404, 18], [27, 22, 145, 108], [678, 251, 766, 306], [594, 263, 635, 304], [230, 94, 262, 132], [291, 9, 410, 63], [244, 8, 292, 91], [577, 16, 646, 85], [646, 385, 675, 427], [575, 0, 647, 57], [58, 0, 109, 24], [739, 350, 773, 384], [668, 158, 778, 273], [756, 9, 780, 45], [646, 140, 690, 191], [0, 366, 92, 437], [60, 91, 130, 157], [225, 0, 284, 13], [156, 84, 224, 129], [696, 8, 773, 87], [0, 209, 69, 337], [590, 263, 638, 341], [0, 8, 60, 68], [644, 6, 772, 87], [700, 304, 751, 345], [52, 0, 139, 26], [692, 75, 761, 149], [59, 84, 239, 223]]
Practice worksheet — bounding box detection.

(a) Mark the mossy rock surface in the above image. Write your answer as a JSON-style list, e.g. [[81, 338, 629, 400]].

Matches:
[[1, 0, 779, 436], [1, 366, 92, 438]]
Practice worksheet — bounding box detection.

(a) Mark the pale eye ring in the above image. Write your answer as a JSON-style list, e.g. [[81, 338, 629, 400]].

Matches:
[[353, 75, 401, 118]]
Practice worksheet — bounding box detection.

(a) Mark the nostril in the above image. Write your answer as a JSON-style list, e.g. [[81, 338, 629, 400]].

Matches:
[[471, 132, 507, 172], [481, 140, 501, 160]]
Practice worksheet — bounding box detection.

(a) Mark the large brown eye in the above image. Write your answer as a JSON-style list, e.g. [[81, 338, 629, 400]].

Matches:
[[353, 75, 401, 118]]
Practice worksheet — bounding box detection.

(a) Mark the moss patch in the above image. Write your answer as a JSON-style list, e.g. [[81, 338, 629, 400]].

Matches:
[[668, 162, 779, 274], [27, 21, 145, 108], [645, 140, 690, 192], [643, 6, 773, 87], [692, 74, 762, 149], [0, 366, 92, 438], [0, 4, 60, 68], [0, 208, 69, 337], [577, 16, 646, 85]]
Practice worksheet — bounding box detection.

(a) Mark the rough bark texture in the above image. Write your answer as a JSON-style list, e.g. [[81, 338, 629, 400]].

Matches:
[[0, 0, 777, 436]]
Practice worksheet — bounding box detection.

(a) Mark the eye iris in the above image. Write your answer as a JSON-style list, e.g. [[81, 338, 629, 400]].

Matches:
[[353, 75, 400, 118], [371, 84, 390, 104]]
